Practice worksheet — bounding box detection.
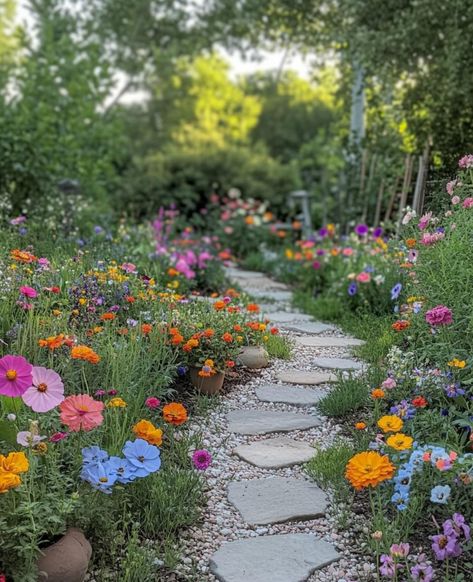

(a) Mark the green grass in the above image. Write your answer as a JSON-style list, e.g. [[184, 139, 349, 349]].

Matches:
[[306, 440, 355, 494], [265, 334, 293, 359], [317, 373, 370, 417]]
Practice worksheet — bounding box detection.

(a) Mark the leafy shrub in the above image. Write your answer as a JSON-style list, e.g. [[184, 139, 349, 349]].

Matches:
[[306, 440, 355, 492], [317, 374, 370, 417]]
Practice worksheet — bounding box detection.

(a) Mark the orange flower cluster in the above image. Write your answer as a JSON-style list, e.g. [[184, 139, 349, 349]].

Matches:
[[169, 327, 184, 345], [10, 249, 37, 263], [100, 312, 116, 321], [246, 303, 260, 313], [141, 323, 153, 335], [38, 334, 74, 350], [0, 451, 29, 494], [163, 402, 188, 426], [133, 420, 163, 446], [345, 451, 395, 490], [392, 320, 410, 332], [371, 388, 385, 399], [70, 345, 101, 364]]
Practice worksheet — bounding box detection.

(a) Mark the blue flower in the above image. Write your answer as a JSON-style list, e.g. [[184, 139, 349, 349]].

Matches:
[[391, 490, 409, 510], [390, 400, 416, 420], [81, 460, 118, 494], [394, 469, 412, 488], [444, 383, 465, 398], [430, 484, 451, 504], [391, 283, 402, 300], [82, 446, 109, 467], [177, 365, 188, 376], [109, 456, 138, 484], [348, 282, 358, 296], [122, 439, 161, 477]]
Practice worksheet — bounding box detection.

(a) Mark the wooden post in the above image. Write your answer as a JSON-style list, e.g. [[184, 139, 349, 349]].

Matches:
[[396, 155, 413, 237], [384, 175, 401, 223], [373, 178, 385, 226]]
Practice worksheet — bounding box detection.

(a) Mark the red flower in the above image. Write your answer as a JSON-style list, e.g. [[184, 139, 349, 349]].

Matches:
[[412, 396, 428, 408], [270, 327, 279, 335]]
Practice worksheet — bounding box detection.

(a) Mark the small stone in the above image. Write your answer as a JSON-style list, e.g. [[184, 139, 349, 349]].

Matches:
[[281, 321, 335, 334], [266, 312, 313, 323]]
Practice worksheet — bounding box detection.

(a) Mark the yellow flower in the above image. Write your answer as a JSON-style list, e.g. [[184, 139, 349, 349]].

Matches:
[[386, 433, 413, 451], [0, 451, 29, 474], [0, 470, 21, 494], [448, 358, 466, 369], [345, 451, 395, 490], [285, 249, 294, 260], [377, 415, 404, 433], [52, 309, 62, 316], [263, 335, 269, 342], [107, 397, 127, 408], [79, 298, 87, 305]]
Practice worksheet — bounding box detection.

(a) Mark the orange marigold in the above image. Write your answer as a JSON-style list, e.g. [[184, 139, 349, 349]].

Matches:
[[405, 238, 417, 248], [162, 402, 188, 426], [355, 422, 367, 430], [213, 300, 226, 310], [386, 433, 413, 451], [246, 303, 260, 313], [345, 451, 395, 490], [171, 333, 184, 346], [222, 332, 233, 343], [100, 312, 116, 321], [10, 249, 37, 263], [377, 415, 403, 433], [141, 323, 153, 335], [371, 388, 385, 399], [392, 320, 410, 332], [70, 345, 100, 364], [38, 334, 66, 350], [132, 419, 163, 446]]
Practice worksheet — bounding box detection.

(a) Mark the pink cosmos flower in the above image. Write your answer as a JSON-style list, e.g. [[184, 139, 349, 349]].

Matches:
[[451, 195, 461, 205], [446, 179, 458, 195], [462, 197, 473, 208], [59, 394, 104, 432], [420, 232, 445, 246], [145, 397, 161, 409], [0, 355, 33, 397], [418, 212, 432, 231], [342, 248, 354, 256], [22, 366, 65, 412], [37, 258, 50, 269], [19, 286, 38, 298], [356, 272, 371, 283], [120, 262, 137, 274], [425, 305, 453, 326], [402, 210, 416, 225], [10, 216, 27, 225]]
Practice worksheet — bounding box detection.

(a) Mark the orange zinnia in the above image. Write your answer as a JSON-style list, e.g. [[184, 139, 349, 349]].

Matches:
[[141, 323, 153, 335], [222, 332, 233, 343], [70, 345, 100, 364], [213, 300, 226, 310], [345, 451, 395, 490], [171, 333, 184, 345], [371, 388, 385, 399], [246, 303, 260, 313], [162, 402, 188, 426], [132, 419, 163, 446], [405, 238, 416, 248], [38, 334, 66, 350], [100, 313, 116, 321], [392, 320, 410, 332], [10, 249, 37, 263]]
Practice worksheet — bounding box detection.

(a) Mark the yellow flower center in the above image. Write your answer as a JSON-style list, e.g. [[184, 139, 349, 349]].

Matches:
[[37, 383, 48, 393], [6, 369, 17, 380], [99, 477, 108, 483]]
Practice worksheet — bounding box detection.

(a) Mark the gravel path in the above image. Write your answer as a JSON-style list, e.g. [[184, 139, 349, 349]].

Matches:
[[176, 271, 376, 582]]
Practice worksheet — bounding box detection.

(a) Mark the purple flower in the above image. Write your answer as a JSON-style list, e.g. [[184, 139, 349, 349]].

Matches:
[[410, 563, 435, 581], [425, 305, 453, 326], [444, 383, 465, 398], [348, 282, 358, 296], [391, 283, 402, 301], [444, 513, 471, 541], [431, 533, 462, 560], [390, 400, 416, 420], [318, 227, 328, 237], [373, 226, 383, 238], [355, 223, 368, 236], [192, 449, 212, 471], [379, 554, 397, 577], [390, 542, 410, 558]]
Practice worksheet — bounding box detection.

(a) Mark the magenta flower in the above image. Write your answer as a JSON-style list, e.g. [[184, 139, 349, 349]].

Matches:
[[418, 212, 433, 230], [22, 366, 65, 412], [463, 197, 473, 208], [50, 431, 69, 443], [0, 355, 33, 397], [425, 305, 453, 326], [312, 260, 321, 270], [145, 397, 161, 409], [354, 223, 368, 236], [192, 449, 212, 471], [458, 154, 473, 168], [19, 286, 38, 298]]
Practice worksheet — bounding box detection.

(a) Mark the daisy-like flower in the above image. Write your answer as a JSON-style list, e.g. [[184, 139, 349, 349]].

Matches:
[[59, 394, 104, 432], [22, 366, 65, 412], [0, 355, 33, 397]]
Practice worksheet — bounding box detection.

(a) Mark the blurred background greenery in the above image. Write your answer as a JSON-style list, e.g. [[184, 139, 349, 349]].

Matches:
[[1, 0, 473, 227]]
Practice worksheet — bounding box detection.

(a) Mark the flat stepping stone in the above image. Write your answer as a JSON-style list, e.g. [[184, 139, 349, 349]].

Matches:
[[267, 312, 313, 323], [227, 410, 320, 435], [250, 290, 293, 302], [313, 357, 363, 371], [295, 336, 365, 348], [227, 477, 328, 525], [256, 384, 324, 406], [282, 321, 335, 334], [275, 371, 337, 385], [228, 269, 265, 279], [233, 437, 315, 468], [210, 534, 340, 582]]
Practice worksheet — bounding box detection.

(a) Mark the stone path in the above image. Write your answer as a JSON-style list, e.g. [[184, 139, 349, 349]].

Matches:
[[178, 267, 373, 582]]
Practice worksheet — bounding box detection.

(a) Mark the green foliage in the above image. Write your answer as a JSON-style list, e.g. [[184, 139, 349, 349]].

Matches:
[[306, 439, 355, 493], [120, 144, 298, 217], [317, 374, 369, 417], [265, 334, 292, 360]]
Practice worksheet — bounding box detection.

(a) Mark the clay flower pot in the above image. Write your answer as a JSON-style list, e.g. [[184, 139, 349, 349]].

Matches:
[[189, 368, 225, 395], [238, 345, 269, 369], [37, 528, 92, 582]]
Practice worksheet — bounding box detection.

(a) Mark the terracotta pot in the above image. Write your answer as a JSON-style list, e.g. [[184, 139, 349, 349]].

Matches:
[[238, 345, 269, 369], [189, 368, 225, 395], [37, 528, 92, 582]]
